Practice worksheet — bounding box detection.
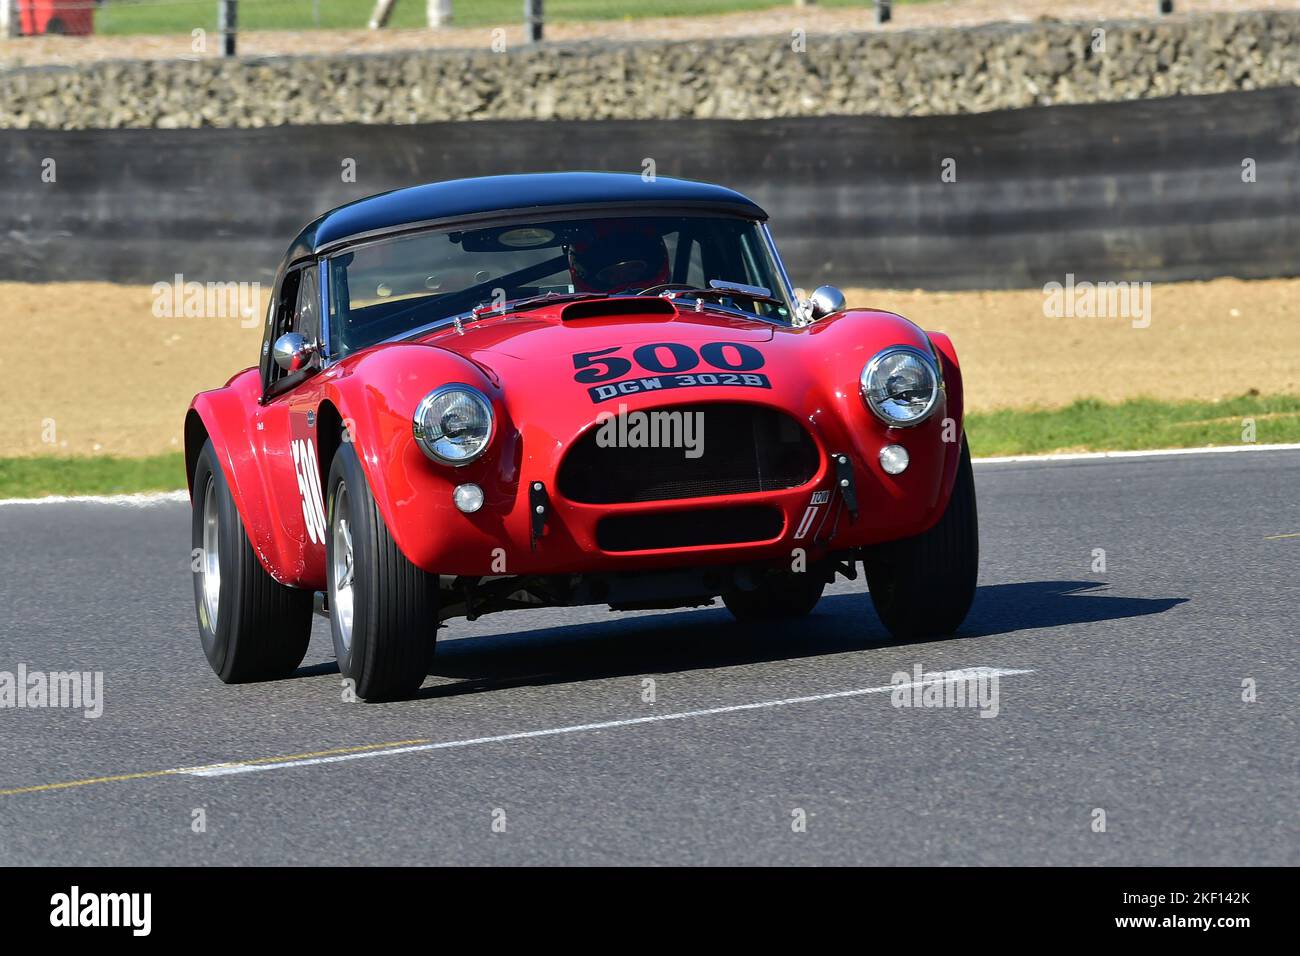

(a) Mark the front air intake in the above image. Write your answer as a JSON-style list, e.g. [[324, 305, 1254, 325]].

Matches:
[[596, 505, 784, 552], [558, 403, 819, 504]]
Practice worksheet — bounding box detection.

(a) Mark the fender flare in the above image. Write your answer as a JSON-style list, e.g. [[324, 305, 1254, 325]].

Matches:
[[185, 371, 300, 585], [927, 330, 967, 504]]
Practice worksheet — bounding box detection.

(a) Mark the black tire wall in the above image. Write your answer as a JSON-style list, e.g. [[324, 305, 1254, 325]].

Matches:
[[3, 86, 1296, 290]]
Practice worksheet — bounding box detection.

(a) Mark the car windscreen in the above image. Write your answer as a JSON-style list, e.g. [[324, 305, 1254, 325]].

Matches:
[[326, 213, 792, 357]]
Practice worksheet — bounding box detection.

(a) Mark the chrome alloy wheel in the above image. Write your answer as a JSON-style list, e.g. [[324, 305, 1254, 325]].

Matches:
[[200, 475, 222, 629], [330, 483, 356, 651]]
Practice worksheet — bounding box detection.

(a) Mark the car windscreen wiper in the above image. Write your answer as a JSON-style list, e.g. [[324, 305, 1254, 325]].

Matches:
[[706, 279, 786, 306], [645, 280, 786, 309], [640, 281, 789, 322]]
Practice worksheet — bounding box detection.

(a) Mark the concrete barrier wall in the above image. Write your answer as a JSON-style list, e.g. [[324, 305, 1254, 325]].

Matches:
[[2, 87, 1296, 290], [1, 11, 1297, 129]]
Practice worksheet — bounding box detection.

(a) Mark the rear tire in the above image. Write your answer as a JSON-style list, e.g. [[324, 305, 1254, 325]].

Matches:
[[723, 564, 828, 622], [327, 443, 438, 701], [191, 439, 312, 682], [864, 437, 978, 639]]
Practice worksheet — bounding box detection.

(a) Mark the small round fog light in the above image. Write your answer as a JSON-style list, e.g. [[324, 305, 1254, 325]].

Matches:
[[879, 444, 909, 475], [453, 483, 484, 514]]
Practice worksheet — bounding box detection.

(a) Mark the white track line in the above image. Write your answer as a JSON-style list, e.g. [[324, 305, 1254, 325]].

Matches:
[[974, 442, 1300, 465], [0, 490, 188, 508], [183, 667, 1033, 780]]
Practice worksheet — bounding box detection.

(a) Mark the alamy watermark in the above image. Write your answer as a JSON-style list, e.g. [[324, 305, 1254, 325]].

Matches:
[[151, 274, 261, 327], [891, 665, 1001, 718], [0, 665, 104, 718], [1043, 273, 1152, 329], [50, 887, 151, 936], [594, 403, 705, 459]]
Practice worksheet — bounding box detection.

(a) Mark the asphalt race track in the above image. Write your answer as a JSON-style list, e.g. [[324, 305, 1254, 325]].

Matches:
[[1, 450, 1296, 866]]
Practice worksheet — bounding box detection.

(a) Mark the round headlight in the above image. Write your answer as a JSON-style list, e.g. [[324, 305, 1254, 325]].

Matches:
[[413, 385, 494, 465], [860, 346, 941, 427]]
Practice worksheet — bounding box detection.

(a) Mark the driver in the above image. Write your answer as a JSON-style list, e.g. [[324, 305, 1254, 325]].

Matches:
[[567, 222, 671, 295]]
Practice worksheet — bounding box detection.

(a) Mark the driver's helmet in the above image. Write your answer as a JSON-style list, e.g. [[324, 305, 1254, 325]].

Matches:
[[567, 221, 671, 295]]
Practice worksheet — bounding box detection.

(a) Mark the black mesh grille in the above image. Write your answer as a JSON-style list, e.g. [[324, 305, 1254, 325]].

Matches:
[[558, 403, 819, 505], [597, 506, 784, 552]]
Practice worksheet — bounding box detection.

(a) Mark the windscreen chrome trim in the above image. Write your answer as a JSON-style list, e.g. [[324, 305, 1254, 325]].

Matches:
[[314, 202, 767, 258], [761, 222, 801, 313]]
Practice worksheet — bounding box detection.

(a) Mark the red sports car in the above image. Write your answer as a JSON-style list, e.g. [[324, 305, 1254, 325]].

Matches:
[[186, 173, 977, 700]]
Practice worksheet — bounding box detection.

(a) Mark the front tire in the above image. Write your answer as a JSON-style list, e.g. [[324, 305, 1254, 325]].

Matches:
[[864, 437, 979, 639], [191, 439, 312, 682], [327, 443, 438, 701]]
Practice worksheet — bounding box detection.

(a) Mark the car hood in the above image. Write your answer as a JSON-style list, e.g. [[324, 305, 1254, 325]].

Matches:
[[411, 299, 776, 381], [352, 298, 935, 447]]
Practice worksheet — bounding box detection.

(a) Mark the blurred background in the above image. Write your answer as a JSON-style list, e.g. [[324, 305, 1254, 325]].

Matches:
[[0, 0, 1297, 492]]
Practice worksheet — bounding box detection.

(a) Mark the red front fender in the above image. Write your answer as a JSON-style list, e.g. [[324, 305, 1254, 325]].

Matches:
[[927, 329, 967, 516], [185, 369, 305, 586]]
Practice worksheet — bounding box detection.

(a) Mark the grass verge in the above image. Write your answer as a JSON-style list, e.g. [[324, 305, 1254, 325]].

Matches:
[[1, 393, 1296, 499], [0, 454, 185, 500], [966, 393, 1300, 457], [95, 0, 881, 37]]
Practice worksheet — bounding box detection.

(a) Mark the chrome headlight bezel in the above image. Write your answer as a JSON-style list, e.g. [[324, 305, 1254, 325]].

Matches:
[[859, 345, 943, 428], [412, 384, 495, 466]]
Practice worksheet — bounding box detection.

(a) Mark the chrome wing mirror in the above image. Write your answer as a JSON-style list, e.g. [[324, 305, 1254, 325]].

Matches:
[[807, 285, 847, 321], [272, 332, 316, 372]]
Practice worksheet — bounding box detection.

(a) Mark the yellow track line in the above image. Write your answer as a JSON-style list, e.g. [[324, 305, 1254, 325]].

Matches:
[[0, 767, 190, 796], [1264, 532, 1300, 540], [0, 738, 432, 797]]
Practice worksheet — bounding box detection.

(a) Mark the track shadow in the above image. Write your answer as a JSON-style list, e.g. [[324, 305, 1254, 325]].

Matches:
[[407, 579, 1185, 699], [961, 580, 1187, 637], [293, 660, 341, 678]]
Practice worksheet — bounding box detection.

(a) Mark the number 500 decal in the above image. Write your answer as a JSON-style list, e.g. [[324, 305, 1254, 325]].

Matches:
[[573, 342, 770, 403]]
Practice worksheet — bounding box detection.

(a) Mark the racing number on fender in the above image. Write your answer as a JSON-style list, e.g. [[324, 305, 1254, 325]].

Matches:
[[292, 438, 327, 545], [572, 342, 764, 383]]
